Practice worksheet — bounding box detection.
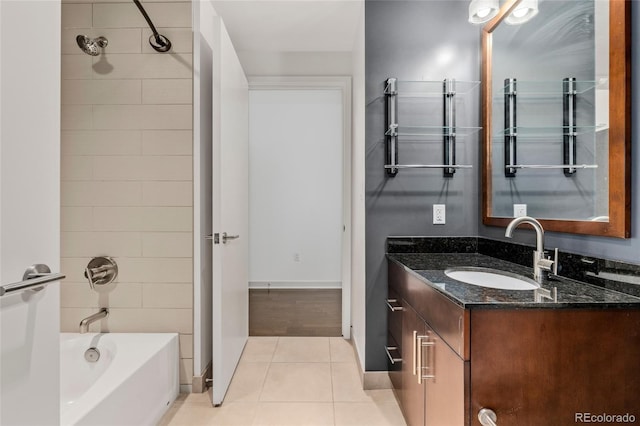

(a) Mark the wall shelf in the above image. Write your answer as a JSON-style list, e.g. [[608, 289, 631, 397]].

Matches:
[[385, 77, 479, 177]]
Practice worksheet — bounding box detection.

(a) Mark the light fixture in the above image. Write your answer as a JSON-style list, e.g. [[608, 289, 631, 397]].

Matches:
[[504, 0, 539, 25], [468, 0, 500, 24]]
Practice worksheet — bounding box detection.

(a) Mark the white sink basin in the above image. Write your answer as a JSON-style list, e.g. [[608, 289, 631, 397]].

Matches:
[[444, 267, 539, 290]]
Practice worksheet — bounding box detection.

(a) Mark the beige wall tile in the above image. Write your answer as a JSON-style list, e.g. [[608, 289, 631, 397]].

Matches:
[[62, 105, 93, 130], [93, 3, 191, 29], [180, 358, 193, 385], [61, 308, 97, 332], [61, 156, 93, 181], [141, 156, 192, 180], [142, 79, 192, 104], [62, 79, 142, 105], [179, 334, 193, 359], [61, 231, 142, 257], [62, 54, 93, 79], [92, 105, 192, 130], [61, 207, 93, 231], [106, 308, 193, 333], [142, 232, 192, 257], [143, 282, 192, 308], [141, 28, 192, 54], [142, 130, 192, 155], [141, 207, 192, 231], [92, 54, 192, 79], [142, 181, 192, 206], [117, 257, 193, 282], [61, 282, 143, 308], [93, 156, 144, 180], [62, 3, 92, 28], [93, 206, 143, 231], [62, 130, 143, 156], [62, 28, 142, 55], [62, 181, 142, 206], [61, 257, 93, 283]]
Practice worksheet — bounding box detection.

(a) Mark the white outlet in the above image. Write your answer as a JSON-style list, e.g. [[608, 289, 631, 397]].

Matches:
[[433, 204, 446, 225], [514, 204, 527, 217]]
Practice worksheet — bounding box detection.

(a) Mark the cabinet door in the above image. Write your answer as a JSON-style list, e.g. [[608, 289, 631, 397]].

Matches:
[[401, 302, 426, 426], [422, 323, 467, 426]]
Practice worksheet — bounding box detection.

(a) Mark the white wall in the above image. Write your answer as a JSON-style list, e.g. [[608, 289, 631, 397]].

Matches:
[[249, 90, 343, 288], [238, 51, 352, 76], [350, 2, 366, 368], [0, 1, 61, 424]]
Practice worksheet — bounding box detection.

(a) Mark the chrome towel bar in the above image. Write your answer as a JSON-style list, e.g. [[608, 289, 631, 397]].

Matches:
[[0, 264, 65, 297]]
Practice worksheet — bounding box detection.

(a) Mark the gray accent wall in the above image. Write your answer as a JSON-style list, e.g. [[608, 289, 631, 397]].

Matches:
[[479, 2, 639, 265], [365, 0, 481, 371]]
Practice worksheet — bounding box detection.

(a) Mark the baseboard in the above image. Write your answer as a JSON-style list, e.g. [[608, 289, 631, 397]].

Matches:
[[351, 336, 392, 390], [192, 361, 212, 393]]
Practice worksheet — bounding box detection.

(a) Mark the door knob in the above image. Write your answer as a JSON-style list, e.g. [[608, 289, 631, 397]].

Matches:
[[222, 232, 239, 244]]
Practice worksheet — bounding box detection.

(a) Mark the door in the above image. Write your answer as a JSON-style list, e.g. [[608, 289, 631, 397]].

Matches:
[[0, 1, 62, 424], [211, 17, 249, 406]]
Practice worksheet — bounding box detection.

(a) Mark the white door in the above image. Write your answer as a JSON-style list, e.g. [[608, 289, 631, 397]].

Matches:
[[211, 17, 249, 406], [0, 1, 62, 424]]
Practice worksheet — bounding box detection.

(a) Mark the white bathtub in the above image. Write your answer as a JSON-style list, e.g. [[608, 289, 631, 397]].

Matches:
[[60, 333, 179, 426]]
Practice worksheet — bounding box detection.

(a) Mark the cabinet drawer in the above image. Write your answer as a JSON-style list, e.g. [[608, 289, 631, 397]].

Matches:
[[386, 332, 402, 391], [387, 288, 403, 345]]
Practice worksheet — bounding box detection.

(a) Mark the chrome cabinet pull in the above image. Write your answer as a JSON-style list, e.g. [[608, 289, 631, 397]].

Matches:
[[386, 298, 403, 312], [0, 264, 65, 297], [478, 408, 498, 426], [385, 346, 402, 364], [417, 334, 435, 384], [412, 330, 418, 376], [222, 232, 239, 244]]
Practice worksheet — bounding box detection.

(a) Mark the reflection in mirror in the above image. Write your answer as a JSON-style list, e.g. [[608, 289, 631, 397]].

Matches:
[[482, 0, 630, 237]]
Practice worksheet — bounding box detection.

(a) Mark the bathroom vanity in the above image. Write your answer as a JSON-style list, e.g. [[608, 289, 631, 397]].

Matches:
[[386, 239, 640, 426]]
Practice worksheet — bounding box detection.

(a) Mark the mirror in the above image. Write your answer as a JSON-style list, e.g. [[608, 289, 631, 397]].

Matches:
[[482, 0, 631, 237]]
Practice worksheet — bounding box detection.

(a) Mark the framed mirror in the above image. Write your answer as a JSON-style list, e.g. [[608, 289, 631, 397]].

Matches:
[[482, 0, 631, 237]]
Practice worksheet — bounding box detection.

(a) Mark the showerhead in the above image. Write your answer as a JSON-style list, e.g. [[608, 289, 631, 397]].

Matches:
[[76, 35, 108, 56]]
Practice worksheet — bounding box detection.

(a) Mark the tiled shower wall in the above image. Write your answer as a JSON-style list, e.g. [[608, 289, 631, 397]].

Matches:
[[60, 0, 194, 386]]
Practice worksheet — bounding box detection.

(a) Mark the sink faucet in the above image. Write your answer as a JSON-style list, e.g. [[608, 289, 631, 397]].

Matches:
[[79, 308, 109, 334], [505, 216, 558, 282]]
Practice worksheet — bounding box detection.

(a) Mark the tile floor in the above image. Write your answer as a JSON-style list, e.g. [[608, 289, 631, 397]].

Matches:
[[159, 337, 407, 426]]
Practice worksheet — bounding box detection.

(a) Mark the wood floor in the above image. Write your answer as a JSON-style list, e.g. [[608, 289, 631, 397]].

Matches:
[[249, 289, 342, 336]]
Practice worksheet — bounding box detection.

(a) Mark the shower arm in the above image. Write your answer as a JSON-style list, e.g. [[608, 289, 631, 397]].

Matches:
[[132, 0, 172, 52]]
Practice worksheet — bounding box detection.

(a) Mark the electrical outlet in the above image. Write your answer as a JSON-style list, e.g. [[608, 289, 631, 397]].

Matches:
[[293, 253, 300, 262], [513, 204, 527, 217], [433, 204, 446, 225]]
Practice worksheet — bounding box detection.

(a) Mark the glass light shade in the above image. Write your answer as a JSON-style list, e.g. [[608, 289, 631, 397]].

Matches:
[[468, 0, 500, 24], [504, 0, 539, 25]]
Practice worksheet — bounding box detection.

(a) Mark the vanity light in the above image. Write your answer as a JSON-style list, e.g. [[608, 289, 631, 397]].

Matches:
[[504, 0, 539, 25], [468, 0, 500, 24]]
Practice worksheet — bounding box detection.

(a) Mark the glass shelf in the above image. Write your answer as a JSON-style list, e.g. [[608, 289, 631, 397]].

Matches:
[[494, 80, 603, 96], [387, 125, 482, 137], [494, 125, 608, 137], [385, 80, 481, 97]]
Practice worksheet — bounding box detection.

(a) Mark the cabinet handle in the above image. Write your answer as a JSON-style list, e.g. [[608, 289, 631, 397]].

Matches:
[[412, 330, 418, 376], [386, 298, 403, 312], [417, 334, 435, 384], [385, 346, 402, 364]]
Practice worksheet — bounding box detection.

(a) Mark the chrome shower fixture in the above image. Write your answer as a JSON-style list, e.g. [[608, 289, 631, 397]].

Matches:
[[76, 35, 108, 56], [133, 0, 172, 53]]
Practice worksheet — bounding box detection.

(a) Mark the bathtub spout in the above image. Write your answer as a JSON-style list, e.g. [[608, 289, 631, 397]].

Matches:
[[79, 308, 109, 334]]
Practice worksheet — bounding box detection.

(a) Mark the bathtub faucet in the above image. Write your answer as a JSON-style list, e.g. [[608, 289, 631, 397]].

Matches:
[[79, 308, 109, 334]]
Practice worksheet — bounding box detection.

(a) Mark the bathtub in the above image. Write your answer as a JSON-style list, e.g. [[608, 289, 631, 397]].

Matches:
[[60, 333, 179, 425]]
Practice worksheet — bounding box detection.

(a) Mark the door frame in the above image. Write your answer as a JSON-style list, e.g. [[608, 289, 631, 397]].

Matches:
[[247, 76, 353, 339]]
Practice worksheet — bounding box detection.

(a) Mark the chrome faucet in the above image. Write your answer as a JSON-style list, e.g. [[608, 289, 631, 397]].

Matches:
[[79, 308, 109, 334], [505, 216, 558, 282]]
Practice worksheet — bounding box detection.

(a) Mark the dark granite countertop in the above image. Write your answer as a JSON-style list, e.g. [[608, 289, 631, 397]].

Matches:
[[388, 252, 640, 309]]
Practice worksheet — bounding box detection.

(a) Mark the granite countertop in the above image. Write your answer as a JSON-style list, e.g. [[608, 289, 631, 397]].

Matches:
[[388, 252, 640, 309]]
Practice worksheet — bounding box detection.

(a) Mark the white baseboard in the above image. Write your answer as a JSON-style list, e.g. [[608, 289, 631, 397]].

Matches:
[[249, 281, 341, 289], [350, 336, 392, 390]]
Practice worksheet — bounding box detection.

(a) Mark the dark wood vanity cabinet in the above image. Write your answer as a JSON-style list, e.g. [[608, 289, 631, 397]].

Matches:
[[388, 259, 640, 426]]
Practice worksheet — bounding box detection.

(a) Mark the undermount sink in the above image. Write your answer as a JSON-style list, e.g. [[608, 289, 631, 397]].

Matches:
[[444, 267, 539, 290]]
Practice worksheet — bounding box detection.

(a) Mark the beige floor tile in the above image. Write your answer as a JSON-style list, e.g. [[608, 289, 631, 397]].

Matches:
[[334, 401, 407, 426], [162, 401, 258, 426], [252, 402, 334, 426], [224, 362, 270, 402], [272, 337, 330, 362], [330, 337, 356, 363], [331, 362, 371, 402], [241, 337, 278, 362], [260, 363, 333, 402]]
